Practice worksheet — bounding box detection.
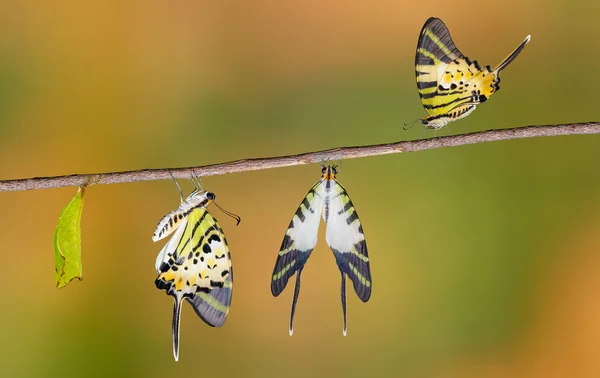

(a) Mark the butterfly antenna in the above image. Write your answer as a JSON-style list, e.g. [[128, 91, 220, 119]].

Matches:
[[168, 170, 185, 203], [403, 119, 420, 131], [213, 201, 241, 225]]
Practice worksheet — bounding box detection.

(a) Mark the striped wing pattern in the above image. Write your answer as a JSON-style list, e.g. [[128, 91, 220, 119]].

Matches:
[[325, 180, 371, 335], [271, 166, 371, 335], [415, 17, 530, 128], [271, 183, 323, 334], [153, 207, 188, 242], [325, 181, 371, 301], [155, 204, 233, 360]]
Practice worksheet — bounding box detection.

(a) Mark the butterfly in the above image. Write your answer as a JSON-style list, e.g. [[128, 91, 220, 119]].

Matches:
[[271, 165, 371, 336], [153, 179, 239, 361], [411, 17, 530, 130]]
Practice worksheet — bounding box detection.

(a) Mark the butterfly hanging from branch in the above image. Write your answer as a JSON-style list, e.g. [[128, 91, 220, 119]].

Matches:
[[271, 165, 372, 336], [408, 17, 531, 130], [153, 176, 240, 361]]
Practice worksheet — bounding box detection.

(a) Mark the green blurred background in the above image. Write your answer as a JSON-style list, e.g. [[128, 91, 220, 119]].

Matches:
[[1, 1, 599, 377]]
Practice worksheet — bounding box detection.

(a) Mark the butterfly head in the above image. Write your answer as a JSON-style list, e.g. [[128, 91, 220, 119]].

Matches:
[[186, 190, 215, 208], [321, 165, 338, 180], [404, 117, 447, 131], [421, 116, 448, 130]]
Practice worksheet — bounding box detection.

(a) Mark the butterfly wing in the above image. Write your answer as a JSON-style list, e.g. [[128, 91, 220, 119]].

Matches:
[[324, 180, 371, 301], [271, 182, 324, 296], [153, 207, 189, 242], [155, 205, 233, 360], [155, 215, 187, 272], [271, 181, 324, 334], [416, 17, 530, 121], [416, 17, 484, 117], [324, 178, 371, 335], [183, 211, 233, 327], [156, 205, 233, 322], [186, 267, 233, 327]]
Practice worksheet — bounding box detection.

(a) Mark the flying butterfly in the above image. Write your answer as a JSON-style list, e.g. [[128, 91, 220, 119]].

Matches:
[[153, 177, 240, 361], [271, 165, 371, 336], [411, 17, 530, 130]]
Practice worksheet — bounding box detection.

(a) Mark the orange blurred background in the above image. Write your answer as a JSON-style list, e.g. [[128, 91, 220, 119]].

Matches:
[[0, 1, 599, 377]]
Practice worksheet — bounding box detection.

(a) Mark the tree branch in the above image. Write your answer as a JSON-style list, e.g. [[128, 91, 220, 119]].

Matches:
[[1, 122, 599, 192]]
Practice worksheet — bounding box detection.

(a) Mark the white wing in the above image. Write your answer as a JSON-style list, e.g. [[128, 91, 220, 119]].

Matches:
[[155, 215, 187, 272], [271, 181, 324, 296], [325, 180, 371, 302]]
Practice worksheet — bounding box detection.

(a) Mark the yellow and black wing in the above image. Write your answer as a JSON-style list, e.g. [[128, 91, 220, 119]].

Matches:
[[415, 17, 530, 121], [155, 206, 233, 360]]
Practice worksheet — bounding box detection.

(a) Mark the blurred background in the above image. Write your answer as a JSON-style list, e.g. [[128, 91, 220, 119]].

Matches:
[[0, 1, 599, 377]]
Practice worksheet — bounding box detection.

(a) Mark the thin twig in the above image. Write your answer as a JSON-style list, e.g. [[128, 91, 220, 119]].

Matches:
[[1, 122, 598, 192]]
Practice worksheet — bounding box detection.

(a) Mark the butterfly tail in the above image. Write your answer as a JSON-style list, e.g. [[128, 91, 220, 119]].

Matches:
[[341, 271, 347, 336], [172, 297, 182, 362], [494, 35, 531, 73], [289, 269, 303, 336]]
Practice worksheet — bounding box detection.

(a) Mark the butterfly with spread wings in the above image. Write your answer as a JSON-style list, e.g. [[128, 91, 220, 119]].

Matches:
[[271, 165, 371, 336], [153, 180, 239, 361], [412, 17, 530, 130]]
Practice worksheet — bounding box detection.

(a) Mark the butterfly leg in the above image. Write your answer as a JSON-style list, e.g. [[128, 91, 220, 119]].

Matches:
[[168, 170, 185, 203], [289, 268, 303, 336], [171, 297, 183, 361], [341, 270, 347, 336], [189, 170, 204, 194]]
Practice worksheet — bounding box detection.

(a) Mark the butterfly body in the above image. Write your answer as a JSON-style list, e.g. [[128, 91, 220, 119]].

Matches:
[[272, 166, 371, 335], [414, 17, 530, 130], [154, 190, 233, 361]]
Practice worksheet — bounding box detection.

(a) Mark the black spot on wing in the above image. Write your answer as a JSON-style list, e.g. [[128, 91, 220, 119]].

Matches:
[[159, 262, 170, 273], [338, 200, 353, 215], [208, 234, 222, 243], [155, 278, 172, 292], [346, 210, 359, 225], [294, 206, 306, 222]]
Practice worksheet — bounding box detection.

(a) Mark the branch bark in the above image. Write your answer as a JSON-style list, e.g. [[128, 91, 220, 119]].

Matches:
[[1, 122, 599, 192]]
